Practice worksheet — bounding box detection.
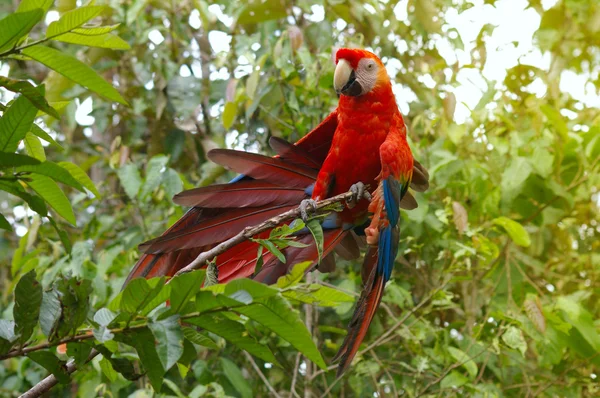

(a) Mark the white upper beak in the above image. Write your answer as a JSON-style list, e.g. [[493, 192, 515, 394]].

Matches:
[[333, 59, 352, 94]]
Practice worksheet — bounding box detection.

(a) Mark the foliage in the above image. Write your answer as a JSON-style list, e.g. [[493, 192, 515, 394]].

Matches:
[[1, 0, 599, 397]]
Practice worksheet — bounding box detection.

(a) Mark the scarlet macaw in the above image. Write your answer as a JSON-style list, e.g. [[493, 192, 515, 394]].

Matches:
[[126, 48, 428, 374]]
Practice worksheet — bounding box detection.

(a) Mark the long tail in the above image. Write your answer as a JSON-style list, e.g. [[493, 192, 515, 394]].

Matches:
[[333, 223, 399, 375]]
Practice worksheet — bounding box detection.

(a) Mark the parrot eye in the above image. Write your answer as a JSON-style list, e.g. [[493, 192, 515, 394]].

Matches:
[[367, 62, 374, 70]]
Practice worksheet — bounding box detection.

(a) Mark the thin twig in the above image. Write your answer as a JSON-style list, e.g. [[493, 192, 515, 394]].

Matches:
[[243, 351, 282, 398], [290, 353, 302, 398], [173, 190, 359, 276]]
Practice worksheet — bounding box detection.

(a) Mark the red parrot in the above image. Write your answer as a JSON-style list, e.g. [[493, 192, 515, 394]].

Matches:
[[125, 48, 428, 374]]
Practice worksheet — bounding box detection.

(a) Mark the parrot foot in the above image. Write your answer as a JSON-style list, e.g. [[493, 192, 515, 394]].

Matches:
[[299, 199, 318, 222], [346, 181, 372, 208]]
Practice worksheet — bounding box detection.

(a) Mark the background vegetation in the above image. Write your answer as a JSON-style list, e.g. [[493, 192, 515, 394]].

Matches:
[[1, 0, 599, 396]]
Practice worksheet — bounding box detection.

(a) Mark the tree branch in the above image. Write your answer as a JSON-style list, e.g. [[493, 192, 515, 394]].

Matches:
[[19, 350, 99, 398], [173, 190, 358, 276]]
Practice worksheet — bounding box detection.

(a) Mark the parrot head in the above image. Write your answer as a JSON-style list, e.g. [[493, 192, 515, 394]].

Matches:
[[333, 48, 389, 97]]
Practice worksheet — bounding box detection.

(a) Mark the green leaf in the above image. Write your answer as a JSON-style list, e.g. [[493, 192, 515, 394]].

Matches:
[[148, 315, 184, 371], [447, 346, 478, 377], [23, 133, 46, 161], [0, 9, 44, 53], [53, 32, 130, 49], [283, 284, 355, 307], [30, 124, 63, 149], [0, 152, 41, 167], [307, 219, 324, 261], [13, 270, 43, 343], [237, 0, 287, 24], [17, 0, 54, 13], [182, 327, 219, 349], [237, 295, 327, 370], [71, 25, 120, 35], [25, 174, 76, 224], [94, 345, 140, 381], [502, 326, 527, 356], [0, 213, 11, 231], [46, 6, 106, 37], [186, 313, 278, 364], [255, 239, 286, 263], [0, 320, 17, 355], [54, 277, 92, 338], [40, 288, 61, 338], [57, 161, 100, 198], [0, 180, 47, 215], [28, 351, 70, 384], [530, 147, 554, 178], [440, 370, 469, 390], [141, 155, 169, 199], [99, 357, 118, 382], [501, 157, 532, 203], [0, 93, 38, 153], [0, 77, 59, 118], [92, 308, 116, 342], [162, 168, 183, 201], [276, 261, 312, 288], [115, 327, 165, 391], [222, 101, 237, 129], [120, 277, 166, 316], [541, 104, 568, 140], [21, 45, 128, 105], [16, 161, 85, 191], [220, 358, 252, 398], [493, 217, 531, 247], [556, 296, 600, 351], [67, 342, 92, 366], [117, 163, 142, 200], [169, 270, 205, 313]]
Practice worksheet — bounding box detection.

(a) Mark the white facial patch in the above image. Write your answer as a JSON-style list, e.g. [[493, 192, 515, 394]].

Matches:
[[355, 58, 379, 94]]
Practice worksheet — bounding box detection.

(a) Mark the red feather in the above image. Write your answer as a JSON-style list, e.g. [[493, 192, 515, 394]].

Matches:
[[139, 204, 297, 254], [269, 136, 321, 169], [173, 181, 306, 208], [208, 149, 317, 188]]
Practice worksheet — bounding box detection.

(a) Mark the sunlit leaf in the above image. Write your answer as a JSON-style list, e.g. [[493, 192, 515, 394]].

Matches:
[[24, 174, 76, 224], [0, 77, 59, 118], [0, 9, 44, 53], [23, 133, 46, 161], [21, 45, 128, 105], [0, 94, 38, 153], [46, 6, 106, 37], [493, 217, 531, 247]]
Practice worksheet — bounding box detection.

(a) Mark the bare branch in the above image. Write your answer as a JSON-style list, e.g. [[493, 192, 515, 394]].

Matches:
[[19, 350, 99, 398], [243, 351, 282, 398]]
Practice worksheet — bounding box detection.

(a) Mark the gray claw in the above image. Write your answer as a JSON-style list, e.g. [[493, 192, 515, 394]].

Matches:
[[348, 182, 371, 204], [300, 199, 318, 222]]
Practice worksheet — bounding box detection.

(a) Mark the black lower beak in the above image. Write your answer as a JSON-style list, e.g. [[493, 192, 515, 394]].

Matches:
[[339, 70, 363, 97]]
